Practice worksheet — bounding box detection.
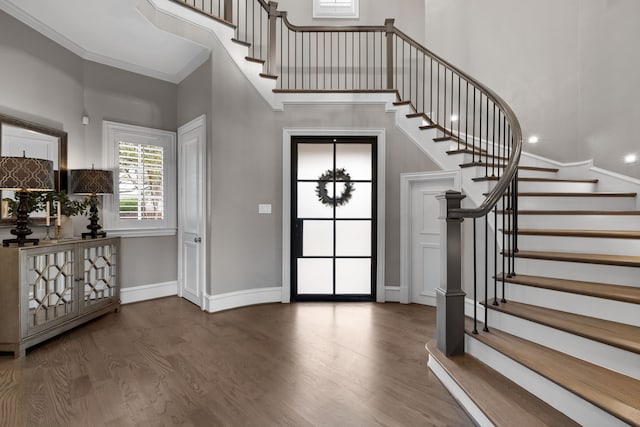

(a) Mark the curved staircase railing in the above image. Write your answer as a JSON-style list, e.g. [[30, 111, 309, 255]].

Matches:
[[172, 0, 523, 356]]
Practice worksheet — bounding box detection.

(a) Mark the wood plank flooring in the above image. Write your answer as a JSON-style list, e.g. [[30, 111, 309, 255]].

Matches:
[[0, 298, 473, 427]]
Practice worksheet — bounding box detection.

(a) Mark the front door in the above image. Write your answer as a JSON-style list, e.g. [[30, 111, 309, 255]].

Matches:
[[291, 136, 377, 301]]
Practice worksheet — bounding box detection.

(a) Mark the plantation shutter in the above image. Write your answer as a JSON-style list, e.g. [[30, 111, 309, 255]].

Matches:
[[118, 141, 164, 220], [314, 0, 357, 18]]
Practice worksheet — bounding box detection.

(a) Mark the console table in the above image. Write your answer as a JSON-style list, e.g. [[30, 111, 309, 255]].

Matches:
[[0, 237, 120, 357]]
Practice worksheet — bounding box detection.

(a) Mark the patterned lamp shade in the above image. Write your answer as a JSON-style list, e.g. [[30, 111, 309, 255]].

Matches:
[[70, 169, 114, 195], [0, 156, 55, 191]]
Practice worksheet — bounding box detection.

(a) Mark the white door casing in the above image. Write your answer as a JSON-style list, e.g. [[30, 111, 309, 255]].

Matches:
[[178, 115, 207, 308], [400, 171, 461, 305]]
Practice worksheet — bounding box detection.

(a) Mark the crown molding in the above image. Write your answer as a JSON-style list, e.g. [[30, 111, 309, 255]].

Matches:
[[0, 0, 210, 84]]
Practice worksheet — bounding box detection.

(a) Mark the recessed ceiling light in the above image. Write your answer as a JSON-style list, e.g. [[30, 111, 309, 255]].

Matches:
[[624, 153, 637, 164], [451, 114, 459, 122], [528, 136, 539, 144]]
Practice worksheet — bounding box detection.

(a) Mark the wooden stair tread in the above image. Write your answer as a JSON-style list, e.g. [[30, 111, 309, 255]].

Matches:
[[516, 192, 636, 197], [245, 56, 265, 64], [466, 321, 640, 426], [434, 135, 463, 143], [393, 100, 412, 107], [426, 340, 579, 427], [259, 73, 278, 80], [505, 249, 640, 268], [482, 299, 640, 354], [460, 163, 559, 173], [501, 209, 640, 215], [474, 177, 597, 183], [447, 149, 509, 161], [496, 273, 640, 304], [406, 112, 428, 119], [503, 228, 640, 239], [231, 38, 251, 47]]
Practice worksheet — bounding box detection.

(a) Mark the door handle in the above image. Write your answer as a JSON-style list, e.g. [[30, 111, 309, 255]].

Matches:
[[194, 237, 202, 243]]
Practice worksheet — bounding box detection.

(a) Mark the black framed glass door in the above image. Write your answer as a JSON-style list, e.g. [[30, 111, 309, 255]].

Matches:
[[291, 136, 377, 301]]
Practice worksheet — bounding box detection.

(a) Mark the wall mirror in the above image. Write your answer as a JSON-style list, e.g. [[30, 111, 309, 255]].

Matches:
[[0, 113, 68, 225]]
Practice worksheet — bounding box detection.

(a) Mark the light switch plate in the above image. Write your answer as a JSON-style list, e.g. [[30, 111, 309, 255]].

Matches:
[[258, 204, 272, 214]]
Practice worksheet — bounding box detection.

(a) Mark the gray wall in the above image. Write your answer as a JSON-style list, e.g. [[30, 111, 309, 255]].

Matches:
[[425, 0, 640, 178], [277, 0, 427, 44], [0, 10, 178, 288], [178, 37, 438, 296]]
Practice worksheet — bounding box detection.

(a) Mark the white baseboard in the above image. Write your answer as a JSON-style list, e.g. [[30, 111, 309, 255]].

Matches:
[[385, 286, 401, 302], [205, 286, 282, 313], [120, 281, 178, 304]]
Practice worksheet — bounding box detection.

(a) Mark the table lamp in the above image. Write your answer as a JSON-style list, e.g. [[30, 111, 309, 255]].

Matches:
[[0, 154, 55, 247], [70, 167, 114, 239]]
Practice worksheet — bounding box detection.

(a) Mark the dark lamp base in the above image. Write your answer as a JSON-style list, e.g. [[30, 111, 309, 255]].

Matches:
[[82, 199, 106, 239], [2, 237, 39, 247], [2, 191, 38, 247], [82, 230, 107, 239]]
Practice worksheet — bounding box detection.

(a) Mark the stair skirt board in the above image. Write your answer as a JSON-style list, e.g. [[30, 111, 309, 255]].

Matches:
[[503, 282, 640, 327], [426, 355, 494, 427], [514, 258, 640, 287], [484, 308, 640, 380], [465, 335, 629, 427]]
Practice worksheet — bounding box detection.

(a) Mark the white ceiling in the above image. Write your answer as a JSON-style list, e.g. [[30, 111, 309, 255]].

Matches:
[[0, 0, 211, 83]]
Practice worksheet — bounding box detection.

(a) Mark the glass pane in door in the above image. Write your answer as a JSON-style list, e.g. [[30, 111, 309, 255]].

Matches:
[[297, 258, 333, 294], [335, 259, 371, 294]]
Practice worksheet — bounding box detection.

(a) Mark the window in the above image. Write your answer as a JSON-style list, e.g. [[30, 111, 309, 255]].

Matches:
[[103, 121, 176, 237], [313, 0, 359, 19]]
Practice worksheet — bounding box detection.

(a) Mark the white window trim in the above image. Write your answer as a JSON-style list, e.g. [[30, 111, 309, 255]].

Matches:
[[102, 121, 177, 237], [313, 0, 359, 19]]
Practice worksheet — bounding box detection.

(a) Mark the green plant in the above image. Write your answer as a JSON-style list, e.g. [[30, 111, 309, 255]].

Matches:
[[2, 191, 91, 218]]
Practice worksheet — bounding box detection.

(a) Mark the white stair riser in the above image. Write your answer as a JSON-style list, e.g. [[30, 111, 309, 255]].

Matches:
[[485, 309, 640, 380], [513, 215, 640, 230], [514, 258, 640, 287], [464, 166, 558, 179], [505, 181, 596, 192], [512, 234, 640, 256], [465, 335, 629, 427], [503, 283, 640, 327], [465, 166, 557, 179], [516, 195, 636, 211]]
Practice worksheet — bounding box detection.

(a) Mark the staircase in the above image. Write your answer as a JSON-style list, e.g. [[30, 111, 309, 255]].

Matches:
[[429, 156, 640, 426], [146, 1, 640, 425]]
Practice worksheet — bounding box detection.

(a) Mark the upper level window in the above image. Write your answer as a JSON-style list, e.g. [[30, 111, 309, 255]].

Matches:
[[313, 0, 359, 19], [103, 121, 176, 237]]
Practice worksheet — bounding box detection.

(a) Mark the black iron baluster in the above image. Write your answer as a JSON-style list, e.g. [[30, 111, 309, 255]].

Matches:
[[473, 218, 478, 334], [493, 206, 499, 306], [484, 214, 489, 332], [472, 88, 476, 163]]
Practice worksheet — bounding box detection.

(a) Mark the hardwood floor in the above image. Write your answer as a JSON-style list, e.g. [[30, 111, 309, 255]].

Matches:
[[0, 298, 473, 426]]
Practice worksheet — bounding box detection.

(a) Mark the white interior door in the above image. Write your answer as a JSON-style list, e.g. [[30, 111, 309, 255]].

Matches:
[[410, 185, 442, 305], [400, 171, 460, 305], [178, 115, 206, 308]]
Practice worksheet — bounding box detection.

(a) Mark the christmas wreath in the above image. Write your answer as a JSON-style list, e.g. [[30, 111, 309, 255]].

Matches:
[[315, 168, 355, 207]]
